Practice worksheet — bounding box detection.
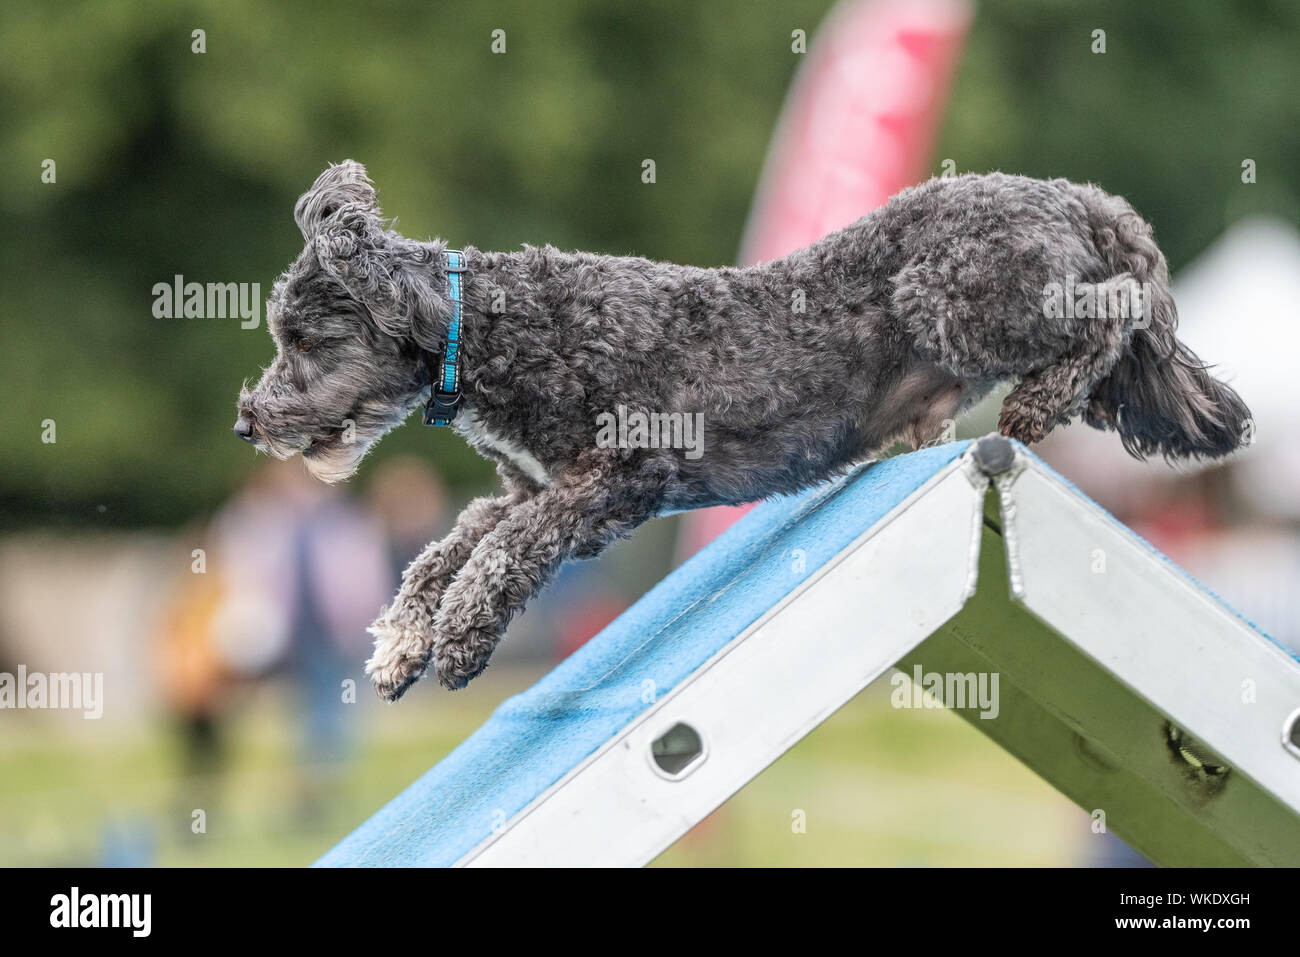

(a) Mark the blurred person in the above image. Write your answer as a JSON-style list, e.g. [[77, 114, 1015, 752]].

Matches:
[[155, 548, 234, 839], [210, 459, 391, 817]]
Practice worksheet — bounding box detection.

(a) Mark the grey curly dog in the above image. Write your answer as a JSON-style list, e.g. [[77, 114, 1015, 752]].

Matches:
[[234, 160, 1250, 700]]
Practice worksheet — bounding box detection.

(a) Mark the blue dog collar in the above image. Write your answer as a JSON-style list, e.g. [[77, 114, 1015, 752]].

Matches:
[[424, 249, 466, 427]]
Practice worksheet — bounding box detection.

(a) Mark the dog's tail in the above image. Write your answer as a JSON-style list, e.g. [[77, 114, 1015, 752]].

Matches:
[[1077, 186, 1251, 460]]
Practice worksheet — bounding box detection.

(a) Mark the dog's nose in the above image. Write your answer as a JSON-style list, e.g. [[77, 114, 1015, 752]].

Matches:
[[233, 413, 256, 442]]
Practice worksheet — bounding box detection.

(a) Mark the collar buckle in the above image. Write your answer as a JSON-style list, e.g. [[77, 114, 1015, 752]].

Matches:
[[423, 387, 462, 426]]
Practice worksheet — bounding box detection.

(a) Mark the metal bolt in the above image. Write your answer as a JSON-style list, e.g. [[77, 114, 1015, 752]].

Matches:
[[1283, 707, 1300, 760], [972, 434, 1016, 476]]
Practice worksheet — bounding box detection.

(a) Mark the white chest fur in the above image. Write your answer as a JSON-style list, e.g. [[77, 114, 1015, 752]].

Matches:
[[454, 408, 553, 487]]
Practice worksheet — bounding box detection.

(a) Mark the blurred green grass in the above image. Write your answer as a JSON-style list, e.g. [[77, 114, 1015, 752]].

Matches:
[[0, 667, 1083, 867]]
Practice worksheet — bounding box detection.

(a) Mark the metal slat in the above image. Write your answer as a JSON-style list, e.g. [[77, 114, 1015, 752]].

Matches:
[[963, 459, 1300, 863], [900, 493, 1295, 865], [460, 459, 985, 866]]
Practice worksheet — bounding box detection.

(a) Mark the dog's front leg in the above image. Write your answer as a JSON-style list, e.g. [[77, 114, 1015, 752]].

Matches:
[[430, 464, 662, 689], [366, 490, 527, 701]]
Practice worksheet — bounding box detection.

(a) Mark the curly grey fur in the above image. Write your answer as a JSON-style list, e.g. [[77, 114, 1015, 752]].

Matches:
[[235, 161, 1250, 699]]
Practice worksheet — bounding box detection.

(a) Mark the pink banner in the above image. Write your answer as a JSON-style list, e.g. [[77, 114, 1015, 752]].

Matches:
[[676, 0, 972, 564]]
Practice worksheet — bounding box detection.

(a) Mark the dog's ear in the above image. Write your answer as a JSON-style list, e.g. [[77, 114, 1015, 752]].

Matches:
[[294, 160, 380, 239], [316, 220, 451, 352], [299, 161, 451, 352]]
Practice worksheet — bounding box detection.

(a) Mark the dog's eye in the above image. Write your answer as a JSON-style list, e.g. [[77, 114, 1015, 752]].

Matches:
[[296, 336, 320, 353]]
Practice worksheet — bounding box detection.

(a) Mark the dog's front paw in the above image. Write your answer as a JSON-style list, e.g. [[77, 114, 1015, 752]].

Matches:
[[430, 587, 506, 690], [432, 625, 501, 690], [365, 613, 433, 702]]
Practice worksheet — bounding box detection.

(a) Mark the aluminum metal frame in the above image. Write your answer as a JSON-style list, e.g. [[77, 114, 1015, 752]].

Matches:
[[457, 438, 1300, 866]]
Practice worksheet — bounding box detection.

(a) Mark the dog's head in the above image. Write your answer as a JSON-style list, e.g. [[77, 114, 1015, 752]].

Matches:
[[235, 160, 451, 483]]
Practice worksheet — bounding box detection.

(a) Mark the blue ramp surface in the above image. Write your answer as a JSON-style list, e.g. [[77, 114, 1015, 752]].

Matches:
[[316, 440, 971, 867]]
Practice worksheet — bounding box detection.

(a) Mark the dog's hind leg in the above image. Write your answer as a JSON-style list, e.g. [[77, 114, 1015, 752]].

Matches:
[[893, 250, 1129, 447], [367, 486, 530, 702], [430, 455, 669, 690], [996, 358, 1091, 445], [997, 331, 1127, 444], [997, 282, 1131, 445]]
